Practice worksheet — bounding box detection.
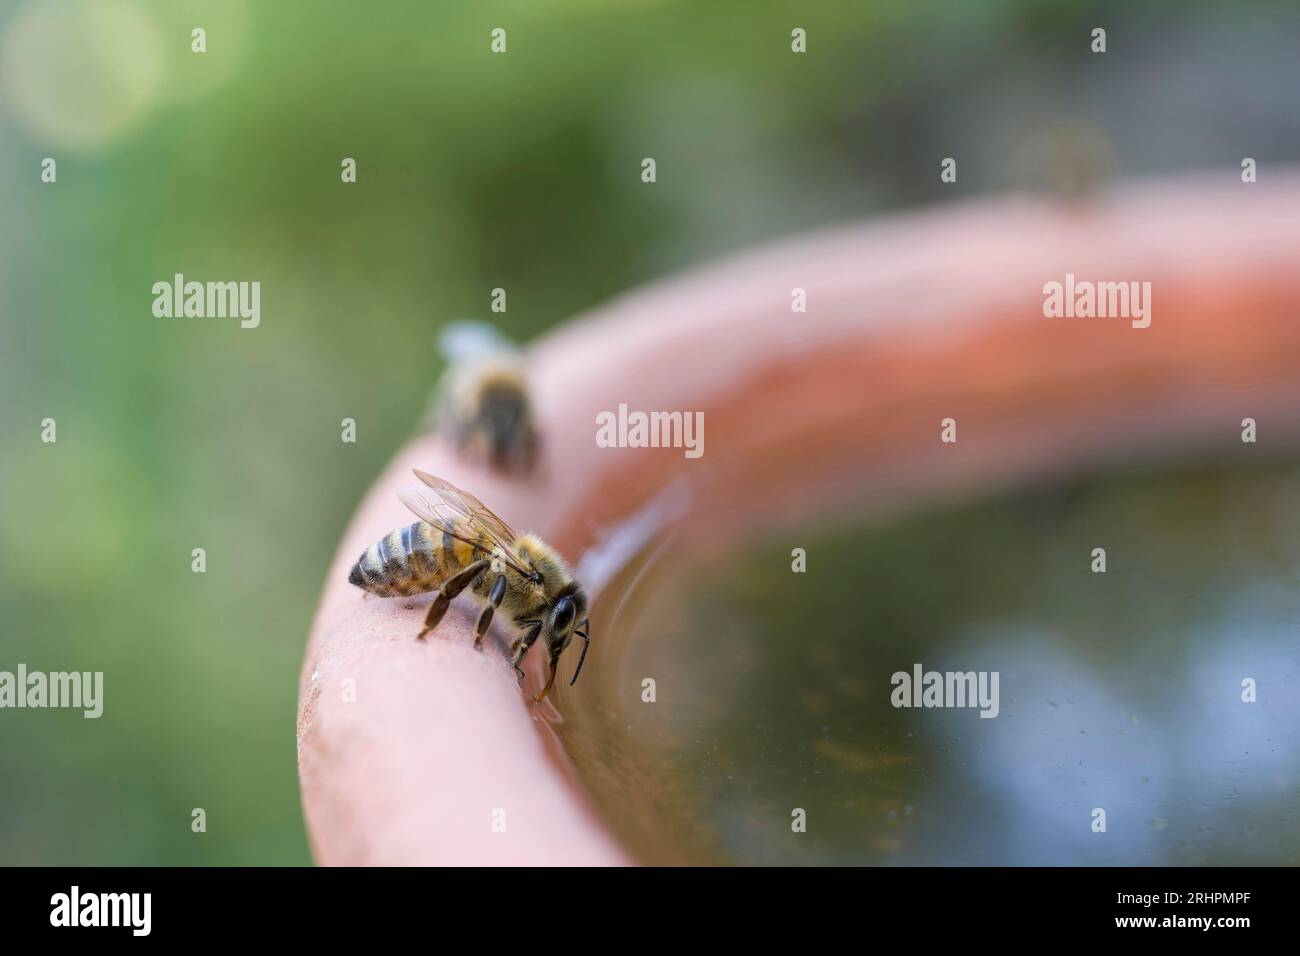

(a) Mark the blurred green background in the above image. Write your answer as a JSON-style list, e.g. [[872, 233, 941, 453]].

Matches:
[[1, 0, 1298, 864]]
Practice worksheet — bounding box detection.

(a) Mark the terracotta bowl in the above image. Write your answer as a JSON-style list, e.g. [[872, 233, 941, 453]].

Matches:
[[298, 172, 1300, 865]]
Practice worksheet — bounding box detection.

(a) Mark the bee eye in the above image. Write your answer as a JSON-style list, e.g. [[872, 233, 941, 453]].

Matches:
[[553, 596, 575, 633]]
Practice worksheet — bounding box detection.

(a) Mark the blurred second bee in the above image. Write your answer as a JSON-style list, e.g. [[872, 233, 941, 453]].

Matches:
[[427, 320, 538, 475]]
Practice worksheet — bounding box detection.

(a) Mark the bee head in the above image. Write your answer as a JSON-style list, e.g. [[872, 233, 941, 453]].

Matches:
[[547, 584, 591, 687]]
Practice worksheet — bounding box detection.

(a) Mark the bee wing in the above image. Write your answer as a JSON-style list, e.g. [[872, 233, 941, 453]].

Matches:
[[438, 319, 520, 365], [412, 470, 520, 540], [399, 472, 532, 577]]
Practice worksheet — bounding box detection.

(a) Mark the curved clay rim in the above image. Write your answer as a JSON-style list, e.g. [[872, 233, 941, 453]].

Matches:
[[298, 173, 1300, 865]]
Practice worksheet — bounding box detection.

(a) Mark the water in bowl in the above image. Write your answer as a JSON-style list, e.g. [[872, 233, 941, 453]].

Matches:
[[552, 457, 1300, 865]]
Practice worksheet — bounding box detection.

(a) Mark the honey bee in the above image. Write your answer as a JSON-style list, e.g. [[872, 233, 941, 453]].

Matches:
[[348, 470, 589, 702], [429, 321, 538, 474]]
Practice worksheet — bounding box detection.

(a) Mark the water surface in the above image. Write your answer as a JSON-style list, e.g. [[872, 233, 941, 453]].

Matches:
[[556, 458, 1300, 865]]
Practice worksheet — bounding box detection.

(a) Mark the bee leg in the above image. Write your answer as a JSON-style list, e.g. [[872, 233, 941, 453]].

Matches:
[[416, 559, 488, 640], [473, 573, 509, 651], [509, 621, 543, 682]]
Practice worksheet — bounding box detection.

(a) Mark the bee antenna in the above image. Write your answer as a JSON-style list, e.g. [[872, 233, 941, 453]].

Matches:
[[569, 631, 591, 686]]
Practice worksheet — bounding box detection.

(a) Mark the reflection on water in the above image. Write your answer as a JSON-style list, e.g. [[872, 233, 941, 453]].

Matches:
[[553, 459, 1300, 865]]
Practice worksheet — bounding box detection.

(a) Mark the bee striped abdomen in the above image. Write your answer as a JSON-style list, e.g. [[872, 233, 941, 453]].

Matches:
[[348, 521, 447, 597]]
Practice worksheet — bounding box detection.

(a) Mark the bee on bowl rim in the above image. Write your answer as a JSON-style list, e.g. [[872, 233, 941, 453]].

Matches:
[[348, 470, 589, 702]]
